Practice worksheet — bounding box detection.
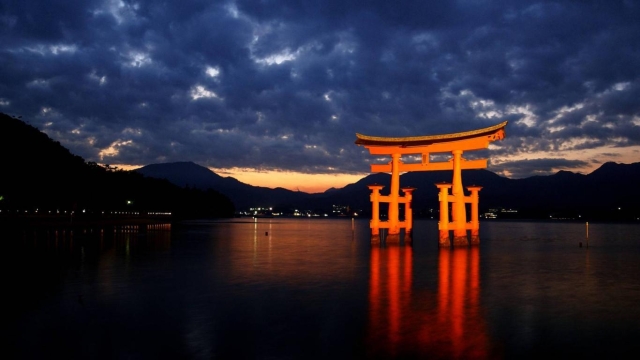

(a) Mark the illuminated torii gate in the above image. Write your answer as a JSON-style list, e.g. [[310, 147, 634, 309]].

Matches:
[[355, 121, 507, 246]]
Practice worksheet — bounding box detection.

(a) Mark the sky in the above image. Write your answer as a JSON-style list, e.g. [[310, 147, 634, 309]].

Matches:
[[1, 0, 639, 193]]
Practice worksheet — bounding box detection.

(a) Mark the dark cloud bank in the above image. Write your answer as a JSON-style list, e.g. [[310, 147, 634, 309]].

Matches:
[[1, 0, 639, 178]]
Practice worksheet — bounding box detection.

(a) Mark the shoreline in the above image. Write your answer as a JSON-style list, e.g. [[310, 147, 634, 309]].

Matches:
[[0, 214, 173, 228]]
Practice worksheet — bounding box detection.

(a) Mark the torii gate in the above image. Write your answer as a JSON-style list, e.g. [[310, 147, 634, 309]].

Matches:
[[355, 121, 507, 246]]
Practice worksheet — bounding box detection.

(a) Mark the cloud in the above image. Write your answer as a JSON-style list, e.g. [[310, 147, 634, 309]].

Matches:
[[490, 158, 590, 178], [1, 0, 639, 178]]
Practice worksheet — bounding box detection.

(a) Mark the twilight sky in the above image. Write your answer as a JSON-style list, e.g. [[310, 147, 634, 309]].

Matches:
[[1, 0, 639, 192]]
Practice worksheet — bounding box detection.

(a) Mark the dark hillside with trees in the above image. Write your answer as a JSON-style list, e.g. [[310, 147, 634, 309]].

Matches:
[[0, 113, 234, 222]]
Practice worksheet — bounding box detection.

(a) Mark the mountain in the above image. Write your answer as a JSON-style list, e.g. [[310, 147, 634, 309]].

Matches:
[[136, 160, 640, 221], [136, 162, 314, 210], [310, 163, 640, 220], [0, 113, 235, 219], [6, 110, 635, 222]]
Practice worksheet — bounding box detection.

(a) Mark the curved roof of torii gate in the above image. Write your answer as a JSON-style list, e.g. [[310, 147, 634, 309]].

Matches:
[[355, 120, 508, 147]]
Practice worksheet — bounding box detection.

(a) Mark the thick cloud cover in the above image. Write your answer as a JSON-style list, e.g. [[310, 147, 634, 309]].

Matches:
[[1, 0, 639, 178]]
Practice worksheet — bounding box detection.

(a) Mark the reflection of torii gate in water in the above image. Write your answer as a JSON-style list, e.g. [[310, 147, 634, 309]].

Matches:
[[355, 121, 507, 246]]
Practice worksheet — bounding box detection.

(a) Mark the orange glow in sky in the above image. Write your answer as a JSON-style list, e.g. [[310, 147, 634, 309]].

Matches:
[[110, 144, 640, 193], [210, 167, 368, 193], [111, 164, 367, 193]]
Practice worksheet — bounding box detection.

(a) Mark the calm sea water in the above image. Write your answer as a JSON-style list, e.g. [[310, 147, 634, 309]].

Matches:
[[7, 219, 640, 359]]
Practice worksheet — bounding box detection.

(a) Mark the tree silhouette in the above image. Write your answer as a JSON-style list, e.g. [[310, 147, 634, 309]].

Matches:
[[0, 112, 235, 220]]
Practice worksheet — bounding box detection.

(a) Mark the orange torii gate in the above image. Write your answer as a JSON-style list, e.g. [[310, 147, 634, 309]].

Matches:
[[355, 121, 507, 246]]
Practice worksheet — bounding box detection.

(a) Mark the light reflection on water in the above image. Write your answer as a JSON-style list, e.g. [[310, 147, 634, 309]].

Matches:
[[6, 219, 640, 359], [367, 246, 496, 359]]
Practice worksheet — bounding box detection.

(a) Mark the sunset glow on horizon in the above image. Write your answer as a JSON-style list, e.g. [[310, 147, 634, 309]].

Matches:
[[109, 142, 640, 194], [210, 167, 368, 193], [111, 163, 368, 193]]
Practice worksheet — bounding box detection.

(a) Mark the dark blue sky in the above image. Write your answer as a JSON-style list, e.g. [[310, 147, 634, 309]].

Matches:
[[1, 0, 639, 182]]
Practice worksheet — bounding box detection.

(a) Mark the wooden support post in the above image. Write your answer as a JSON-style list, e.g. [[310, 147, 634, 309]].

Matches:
[[402, 187, 415, 244], [467, 185, 482, 245], [436, 183, 452, 247], [368, 184, 384, 244]]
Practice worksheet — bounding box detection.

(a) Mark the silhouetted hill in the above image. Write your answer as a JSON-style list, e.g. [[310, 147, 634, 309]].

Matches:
[[304, 163, 640, 221], [136, 162, 314, 210], [0, 113, 235, 220], [13, 109, 637, 222], [136, 156, 640, 221]]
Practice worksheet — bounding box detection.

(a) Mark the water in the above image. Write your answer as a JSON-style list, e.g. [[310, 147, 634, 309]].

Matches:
[[7, 219, 640, 359]]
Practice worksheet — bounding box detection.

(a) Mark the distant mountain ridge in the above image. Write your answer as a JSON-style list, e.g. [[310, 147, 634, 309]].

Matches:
[[3, 111, 637, 221], [137, 160, 640, 220], [136, 162, 314, 210]]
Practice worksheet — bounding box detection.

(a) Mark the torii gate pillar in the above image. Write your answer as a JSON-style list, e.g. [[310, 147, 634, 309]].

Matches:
[[386, 153, 401, 243], [451, 149, 468, 246]]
